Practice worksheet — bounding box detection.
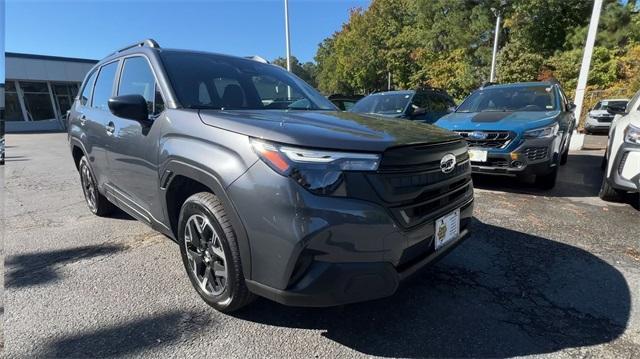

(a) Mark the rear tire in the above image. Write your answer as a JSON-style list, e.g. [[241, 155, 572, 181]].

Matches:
[[78, 156, 114, 216], [178, 192, 255, 313], [599, 177, 624, 202], [535, 167, 558, 190]]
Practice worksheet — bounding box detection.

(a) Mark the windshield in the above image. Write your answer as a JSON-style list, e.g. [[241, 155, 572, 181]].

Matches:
[[456, 86, 557, 113], [160, 51, 336, 111], [593, 100, 628, 110], [350, 93, 412, 115]]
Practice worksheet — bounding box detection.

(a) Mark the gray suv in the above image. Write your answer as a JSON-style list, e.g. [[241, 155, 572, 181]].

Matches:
[[68, 40, 474, 312]]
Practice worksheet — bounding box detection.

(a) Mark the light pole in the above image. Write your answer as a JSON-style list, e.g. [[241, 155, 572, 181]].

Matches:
[[570, 0, 603, 150], [489, 8, 502, 83], [284, 0, 292, 72]]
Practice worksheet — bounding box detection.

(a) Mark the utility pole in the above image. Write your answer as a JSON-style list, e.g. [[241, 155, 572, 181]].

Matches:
[[489, 9, 501, 83], [387, 72, 391, 91], [570, 0, 603, 150]]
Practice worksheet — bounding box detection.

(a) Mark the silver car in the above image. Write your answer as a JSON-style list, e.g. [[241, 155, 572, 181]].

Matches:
[[585, 99, 629, 134]]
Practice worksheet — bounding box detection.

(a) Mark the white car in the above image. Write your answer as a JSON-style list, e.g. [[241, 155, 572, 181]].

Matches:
[[585, 98, 629, 134], [600, 90, 640, 208]]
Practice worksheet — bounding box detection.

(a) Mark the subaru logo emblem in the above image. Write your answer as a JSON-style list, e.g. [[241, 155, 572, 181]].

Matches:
[[469, 131, 487, 140], [440, 154, 456, 174]]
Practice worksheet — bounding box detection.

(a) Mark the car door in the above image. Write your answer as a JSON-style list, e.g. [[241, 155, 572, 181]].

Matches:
[[556, 86, 575, 150], [76, 61, 119, 188], [107, 55, 166, 221]]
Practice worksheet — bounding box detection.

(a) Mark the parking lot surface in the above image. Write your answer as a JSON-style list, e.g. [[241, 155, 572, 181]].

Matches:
[[3, 133, 640, 358]]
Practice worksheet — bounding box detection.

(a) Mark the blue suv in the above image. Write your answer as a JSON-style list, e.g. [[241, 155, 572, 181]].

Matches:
[[435, 82, 576, 189]]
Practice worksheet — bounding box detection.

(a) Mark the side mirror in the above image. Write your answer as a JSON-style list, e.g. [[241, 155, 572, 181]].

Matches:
[[567, 102, 577, 111], [410, 107, 427, 117], [108, 95, 149, 123], [607, 105, 627, 115]]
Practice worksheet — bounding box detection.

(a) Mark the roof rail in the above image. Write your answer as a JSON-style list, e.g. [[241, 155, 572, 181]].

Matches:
[[109, 39, 160, 56], [245, 55, 269, 64]]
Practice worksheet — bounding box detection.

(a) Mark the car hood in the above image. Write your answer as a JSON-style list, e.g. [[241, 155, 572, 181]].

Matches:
[[435, 110, 560, 133], [198, 110, 460, 152]]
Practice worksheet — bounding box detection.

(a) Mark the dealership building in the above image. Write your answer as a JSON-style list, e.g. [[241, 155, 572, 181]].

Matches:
[[4, 52, 97, 132]]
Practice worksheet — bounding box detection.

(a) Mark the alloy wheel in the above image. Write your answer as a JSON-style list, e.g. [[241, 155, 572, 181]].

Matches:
[[80, 163, 97, 212], [184, 214, 228, 296]]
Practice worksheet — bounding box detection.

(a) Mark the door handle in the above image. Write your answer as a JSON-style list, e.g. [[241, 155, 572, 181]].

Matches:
[[106, 122, 115, 135], [79, 115, 87, 126]]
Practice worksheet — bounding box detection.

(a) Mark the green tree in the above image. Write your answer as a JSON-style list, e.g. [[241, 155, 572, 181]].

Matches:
[[497, 42, 544, 83], [272, 56, 317, 88]]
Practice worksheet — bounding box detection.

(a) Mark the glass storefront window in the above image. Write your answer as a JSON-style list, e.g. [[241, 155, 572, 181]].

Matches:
[[5, 81, 24, 121], [19, 81, 56, 121], [52, 83, 80, 118]]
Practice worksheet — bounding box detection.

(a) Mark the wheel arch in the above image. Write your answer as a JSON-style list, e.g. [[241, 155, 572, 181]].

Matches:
[[69, 137, 88, 171], [162, 160, 252, 279]]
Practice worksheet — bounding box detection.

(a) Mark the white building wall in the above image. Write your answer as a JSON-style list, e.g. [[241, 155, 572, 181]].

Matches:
[[6, 57, 95, 82], [5, 54, 97, 132]]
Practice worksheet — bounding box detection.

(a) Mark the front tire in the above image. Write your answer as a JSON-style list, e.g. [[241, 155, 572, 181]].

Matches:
[[78, 156, 114, 216], [599, 177, 624, 202], [178, 192, 254, 313]]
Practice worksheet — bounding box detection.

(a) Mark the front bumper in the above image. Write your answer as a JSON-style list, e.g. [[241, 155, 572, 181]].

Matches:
[[470, 136, 559, 176], [585, 117, 613, 132], [228, 160, 474, 307], [609, 142, 640, 192]]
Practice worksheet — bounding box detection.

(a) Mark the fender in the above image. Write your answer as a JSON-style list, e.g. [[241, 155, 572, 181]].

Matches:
[[161, 159, 253, 280]]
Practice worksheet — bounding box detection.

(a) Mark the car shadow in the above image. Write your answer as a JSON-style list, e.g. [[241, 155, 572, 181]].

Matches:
[[41, 310, 213, 357], [5, 244, 127, 288], [472, 153, 604, 198], [232, 219, 630, 358], [110, 207, 137, 221]]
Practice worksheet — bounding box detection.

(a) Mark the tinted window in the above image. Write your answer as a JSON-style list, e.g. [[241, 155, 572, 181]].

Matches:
[[457, 85, 557, 113], [627, 91, 640, 113], [92, 62, 118, 111], [160, 51, 335, 110], [80, 71, 97, 106], [350, 93, 412, 115], [118, 57, 162, 114]]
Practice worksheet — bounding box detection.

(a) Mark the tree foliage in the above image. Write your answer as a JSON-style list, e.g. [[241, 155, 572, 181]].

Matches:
[[311, 0, 640, 101], [272, 55, 318, 87]]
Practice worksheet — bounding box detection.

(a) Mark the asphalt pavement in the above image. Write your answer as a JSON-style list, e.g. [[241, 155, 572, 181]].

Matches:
[[2, 133, 639, 358]]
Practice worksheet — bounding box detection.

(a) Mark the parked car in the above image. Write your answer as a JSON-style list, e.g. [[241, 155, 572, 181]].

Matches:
[[585, 98, 629, 134], [327, 94, 363, 111], [435, 82, 576, 189], [349, 88, 456, 123], [600, 91, 640, 208], [68, 40, 474, 312]]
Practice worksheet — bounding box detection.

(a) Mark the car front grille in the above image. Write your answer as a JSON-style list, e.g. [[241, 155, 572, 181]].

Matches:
[[365, 141, 473, 228], [456, 130, 514, 149], [597, 116, 614, 123], [522, 147, 549, 161]]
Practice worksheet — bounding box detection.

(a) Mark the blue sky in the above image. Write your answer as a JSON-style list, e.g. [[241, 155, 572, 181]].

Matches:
[[5, 0, 369, 63]]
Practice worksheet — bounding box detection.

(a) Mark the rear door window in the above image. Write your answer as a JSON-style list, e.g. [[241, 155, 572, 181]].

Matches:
[[91, 61, 119, 111]]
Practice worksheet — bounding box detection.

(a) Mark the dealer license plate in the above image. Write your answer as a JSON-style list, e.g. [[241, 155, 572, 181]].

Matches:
[[468, 149, 488, 163], [434, 208, 461, 250]]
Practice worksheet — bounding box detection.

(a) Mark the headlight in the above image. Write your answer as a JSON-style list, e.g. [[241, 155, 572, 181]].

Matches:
[[524, 123, 559, 138], [250, 138, 380, 195], [624, 124, 640, 145]]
